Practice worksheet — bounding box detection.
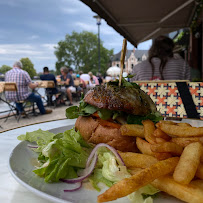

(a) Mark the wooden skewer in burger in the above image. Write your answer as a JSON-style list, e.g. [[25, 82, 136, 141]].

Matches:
[[66, 39, 161, 152]]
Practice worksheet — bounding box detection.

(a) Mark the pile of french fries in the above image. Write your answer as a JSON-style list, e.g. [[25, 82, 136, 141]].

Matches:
[[98, 120, 203, 203]]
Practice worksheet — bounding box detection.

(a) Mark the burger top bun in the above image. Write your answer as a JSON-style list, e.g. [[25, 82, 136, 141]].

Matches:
[[75, 116, 138, 152]]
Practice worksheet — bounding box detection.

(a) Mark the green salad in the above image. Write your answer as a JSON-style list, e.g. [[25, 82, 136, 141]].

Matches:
[[18, 128, 159, 203]]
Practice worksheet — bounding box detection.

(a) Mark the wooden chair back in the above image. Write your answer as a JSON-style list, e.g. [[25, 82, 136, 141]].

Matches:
[[4, 82, 18, 91], [36, 80, 55, 88], [74, 80, 80, 87], [0, 82, 5, 93]]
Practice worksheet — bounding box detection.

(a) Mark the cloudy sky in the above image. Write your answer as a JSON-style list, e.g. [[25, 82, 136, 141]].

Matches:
[[0, 0, 151, 73]]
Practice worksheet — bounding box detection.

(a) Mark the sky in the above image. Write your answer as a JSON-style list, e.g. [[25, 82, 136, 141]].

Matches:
[[0, 0, 152, 73]]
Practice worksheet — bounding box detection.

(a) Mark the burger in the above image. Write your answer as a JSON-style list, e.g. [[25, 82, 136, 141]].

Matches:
[[66, 78, 162, 152]]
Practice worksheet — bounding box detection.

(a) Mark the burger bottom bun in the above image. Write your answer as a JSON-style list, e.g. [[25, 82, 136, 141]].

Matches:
[[75, 116, 138, 152]]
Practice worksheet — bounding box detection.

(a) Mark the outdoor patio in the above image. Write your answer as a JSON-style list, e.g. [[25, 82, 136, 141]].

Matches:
[[0, 102, 78, 133]]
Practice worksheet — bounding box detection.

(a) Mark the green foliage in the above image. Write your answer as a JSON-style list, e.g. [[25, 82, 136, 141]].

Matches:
[[0, 65, 12, 74], [54, 31, 113, 75], [190, 1, 203, 33], [20, 58, 37, 79]]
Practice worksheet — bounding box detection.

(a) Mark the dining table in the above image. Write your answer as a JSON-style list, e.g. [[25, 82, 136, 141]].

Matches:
[[0, 118, 76, 203]]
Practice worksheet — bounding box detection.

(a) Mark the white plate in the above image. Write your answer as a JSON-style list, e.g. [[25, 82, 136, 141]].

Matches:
[[8, 125, 183, 203]]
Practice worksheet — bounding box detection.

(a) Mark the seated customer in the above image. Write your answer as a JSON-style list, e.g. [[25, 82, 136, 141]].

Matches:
[[131, 35, 191, 81], [40, 67, 64, 106], [5, 61, 52, 115], [59, 67, 76, 106]]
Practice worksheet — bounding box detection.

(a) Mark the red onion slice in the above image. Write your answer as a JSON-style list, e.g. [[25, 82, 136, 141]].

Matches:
[[61, 143, 125, 186], [86, 143, 125, 167], [61, 153, 98, 183], [64, 182, 82, 192]]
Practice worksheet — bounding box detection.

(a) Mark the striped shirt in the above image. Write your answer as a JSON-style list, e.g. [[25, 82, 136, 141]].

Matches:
[[131, 57, 191, 81], [5, 67, 32, 101]]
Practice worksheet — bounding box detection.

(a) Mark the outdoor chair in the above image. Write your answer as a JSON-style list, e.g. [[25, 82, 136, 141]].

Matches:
[[3, 82, 31, 122], [135, 80, 202, 119], [72, 80, 82, 101], [40, 81, 63, 107]]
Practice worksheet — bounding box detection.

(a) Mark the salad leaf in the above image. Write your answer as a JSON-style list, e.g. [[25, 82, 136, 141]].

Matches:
[[89, 148, 159, 203], [66, 106, 80, 119], [18, 129, 55, 144], [107, 78, 140, 88], [18, 128, 92, 182], [89, 169, 113, 192], [127, 111, 163, 125], [98, 109, 112, 120]]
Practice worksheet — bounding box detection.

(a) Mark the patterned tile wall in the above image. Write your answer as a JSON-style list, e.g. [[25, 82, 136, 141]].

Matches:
[[138, 82, 203, 118]]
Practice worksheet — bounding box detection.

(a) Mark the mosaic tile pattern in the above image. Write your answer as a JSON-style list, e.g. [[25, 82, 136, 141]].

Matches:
[[138, 82, 203, 118]]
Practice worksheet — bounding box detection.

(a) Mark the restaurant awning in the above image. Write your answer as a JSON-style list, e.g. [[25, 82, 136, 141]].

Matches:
[[81, 0, 199, 47]]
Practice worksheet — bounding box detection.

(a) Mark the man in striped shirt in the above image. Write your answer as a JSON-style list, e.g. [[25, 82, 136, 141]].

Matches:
[[5, 61, 52, 115]]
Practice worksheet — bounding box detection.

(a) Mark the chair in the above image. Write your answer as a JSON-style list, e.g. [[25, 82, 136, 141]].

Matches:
[[40, 81, 62, 107], [3, 82, 30, 122], [72, 80, 82, 101], [135, 80, 202, 119]]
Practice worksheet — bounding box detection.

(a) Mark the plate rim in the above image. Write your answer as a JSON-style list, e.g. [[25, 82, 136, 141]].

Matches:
[[8, 125, 75, 203]]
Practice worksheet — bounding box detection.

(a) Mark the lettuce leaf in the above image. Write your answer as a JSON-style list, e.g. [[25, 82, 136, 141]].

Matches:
[[89, 148, 160, 202], [18, 128, 92, 183], [127, 111, 163, 125]]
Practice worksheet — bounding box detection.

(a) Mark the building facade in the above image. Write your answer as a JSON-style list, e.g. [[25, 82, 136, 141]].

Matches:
[[111, 48, 148, 73]]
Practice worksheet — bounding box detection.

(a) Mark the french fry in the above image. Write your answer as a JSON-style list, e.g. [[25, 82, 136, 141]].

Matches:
[[97, 157, 179, 203], [120, 124, 144, 138], [158, 120, 177, 125], [142, 120, 156, 144], [196, 163, 203, 179], [151, 175, 203, 203], [171, 137, 202, 147], [201, 153, 203, 163], [156, 122, 203, 137], [136, 137, 154, 156], [136, 137, 172, 160], [177, 123, 192, 127], [154, 152, 172, 160], [173, 142, 203, 184], [190, 179, 203, 190], [151, 142, 183, 156], [155, 137, 167, 143], [128, 167, 142, 175], [118, 151, 158, 168], [153, 128, 171, 141]]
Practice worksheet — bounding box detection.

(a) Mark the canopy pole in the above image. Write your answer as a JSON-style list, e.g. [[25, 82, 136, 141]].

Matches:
[[119, 38, 127, 86]]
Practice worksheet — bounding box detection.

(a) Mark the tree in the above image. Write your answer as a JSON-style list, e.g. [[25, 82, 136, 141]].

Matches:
[[0, 65, 12, 74], [54, 31, 113, 75], [20, 58, 37, 79]]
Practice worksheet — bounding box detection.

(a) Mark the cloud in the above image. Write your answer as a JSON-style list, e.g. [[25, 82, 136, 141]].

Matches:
[[41, 44, 57, 51], [27, 35, 39, 40], [59, 0, 89, 14], [75, 21, 116, 36], [61, 7, 79, 14], [0, 43, 57, 72]]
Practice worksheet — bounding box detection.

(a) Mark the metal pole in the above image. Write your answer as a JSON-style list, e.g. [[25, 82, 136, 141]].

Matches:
[[98, 23, 101, 73]]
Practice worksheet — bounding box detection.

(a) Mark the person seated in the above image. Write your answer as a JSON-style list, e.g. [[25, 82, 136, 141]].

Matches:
[[58, 67, 76, 106], [88, 72, 99, 89], [40, 67, 65, 106], [97, 73, 104, 85], [5, 61, 52, 115], [105, 74, 112, 82], [75, 74, 86, 95], [131, 35, 191, 81]]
